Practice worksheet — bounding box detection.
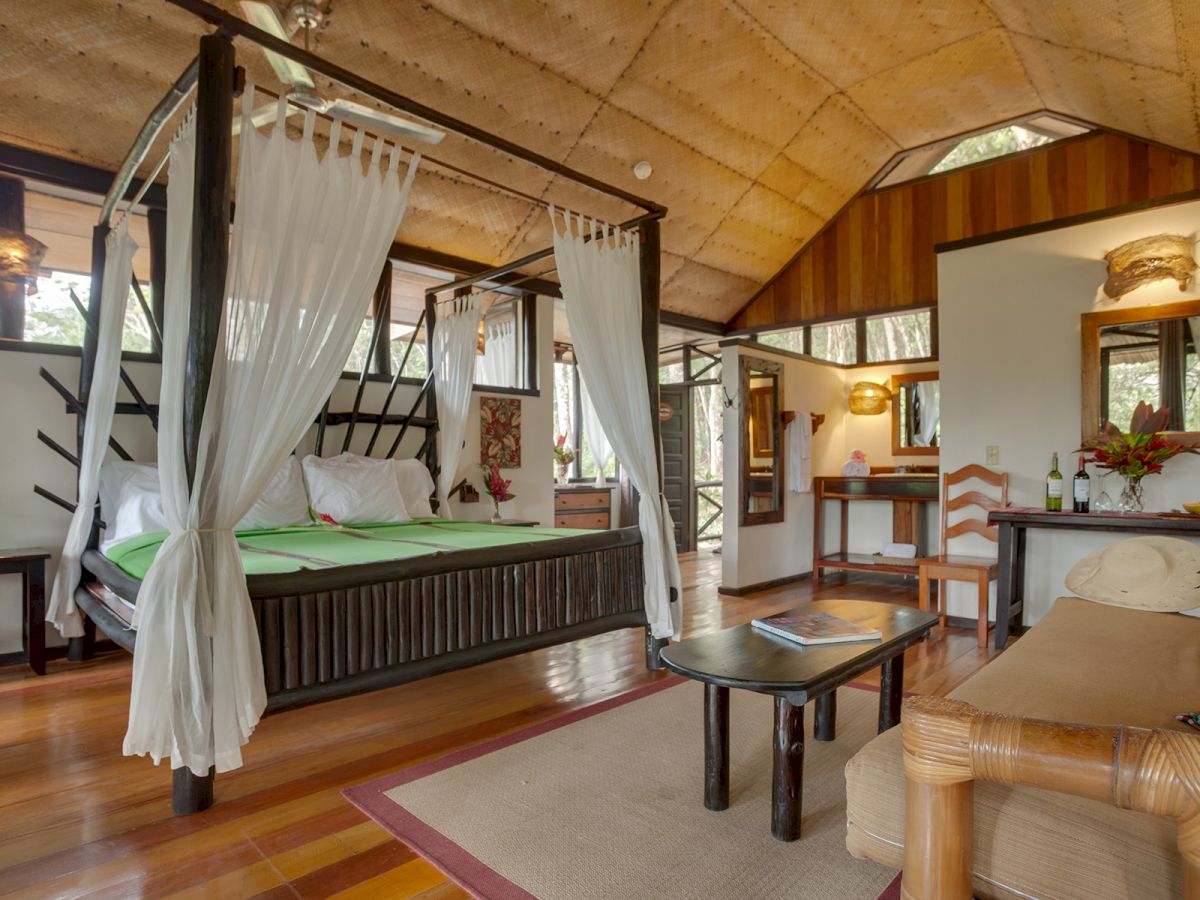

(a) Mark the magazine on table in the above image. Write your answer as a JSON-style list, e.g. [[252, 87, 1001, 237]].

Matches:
[[751, 611, 882, 646]]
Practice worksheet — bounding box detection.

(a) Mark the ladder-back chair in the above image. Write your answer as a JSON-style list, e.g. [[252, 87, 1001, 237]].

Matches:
[[919, 464, 1009, 647]]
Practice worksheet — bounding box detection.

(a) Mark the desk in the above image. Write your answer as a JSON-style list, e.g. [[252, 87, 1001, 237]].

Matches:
[[1, 549, 51, 675], [812, 475, 939, 584], [988, 508, 1200, 650]]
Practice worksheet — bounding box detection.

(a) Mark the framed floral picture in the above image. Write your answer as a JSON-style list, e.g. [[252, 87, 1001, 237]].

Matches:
[[480, 396, 522, 468]]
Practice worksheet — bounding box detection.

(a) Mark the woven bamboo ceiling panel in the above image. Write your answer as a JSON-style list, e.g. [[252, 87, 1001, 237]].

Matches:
[[3, 0, 1200, 322]]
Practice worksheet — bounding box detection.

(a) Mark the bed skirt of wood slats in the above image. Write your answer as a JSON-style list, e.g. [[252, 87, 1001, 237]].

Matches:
[[76, 535, 647, 712]]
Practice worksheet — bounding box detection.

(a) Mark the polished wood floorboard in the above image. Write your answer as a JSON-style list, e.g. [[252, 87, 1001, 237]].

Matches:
[[0, 553, 1000, 898]]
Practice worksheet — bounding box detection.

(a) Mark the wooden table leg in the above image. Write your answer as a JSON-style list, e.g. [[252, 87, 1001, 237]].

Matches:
[[994, 522, 1017, 650], [772, 695, 804, 841], [878, 653, 905, 733], [704, 683, 729, 811], [25, 561, 46, 676], [814, 690, 836, 742]]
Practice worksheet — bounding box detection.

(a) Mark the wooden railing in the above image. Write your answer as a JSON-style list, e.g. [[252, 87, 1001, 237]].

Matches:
[[900, 696, 1200, 899]]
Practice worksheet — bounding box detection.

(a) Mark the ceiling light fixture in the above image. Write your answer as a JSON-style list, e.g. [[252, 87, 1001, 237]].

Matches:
[[633, 161, 653, 181]]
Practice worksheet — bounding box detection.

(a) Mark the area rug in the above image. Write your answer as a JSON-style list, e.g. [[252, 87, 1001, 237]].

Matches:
[[344, 677, 902, 899]]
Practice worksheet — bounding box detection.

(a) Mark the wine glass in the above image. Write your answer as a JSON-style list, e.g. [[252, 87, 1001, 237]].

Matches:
[[1093, 470, 1115, 513]]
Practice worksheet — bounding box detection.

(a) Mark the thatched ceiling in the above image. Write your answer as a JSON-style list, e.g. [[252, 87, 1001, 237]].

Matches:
[[2, 0, 1198, 323]]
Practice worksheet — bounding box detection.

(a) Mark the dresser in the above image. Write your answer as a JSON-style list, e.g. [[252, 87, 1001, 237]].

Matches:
[[554, 485, 612, 529]]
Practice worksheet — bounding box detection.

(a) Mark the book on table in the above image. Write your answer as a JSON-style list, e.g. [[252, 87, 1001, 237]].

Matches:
[[751, 611, 883, 646]]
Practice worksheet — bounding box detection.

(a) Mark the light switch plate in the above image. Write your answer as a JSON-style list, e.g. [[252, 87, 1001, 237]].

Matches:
[[985, 445, 1000, 465]]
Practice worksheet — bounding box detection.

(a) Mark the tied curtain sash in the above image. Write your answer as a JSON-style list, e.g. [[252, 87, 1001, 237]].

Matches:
[[46, 220, 139, 637], [124, 90, 419, 776], [433, 295, 484, 512], [549, 208, 682, 639]]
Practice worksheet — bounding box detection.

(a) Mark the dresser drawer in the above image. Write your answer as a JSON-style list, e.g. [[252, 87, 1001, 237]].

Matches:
[[555, 511, 610, 530], [554, 490, 611, 511]]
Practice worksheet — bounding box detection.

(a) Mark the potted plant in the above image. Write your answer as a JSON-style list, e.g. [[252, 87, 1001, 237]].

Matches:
[[1078, 401, 1196, 513], [553, 434, 577, 485], [481, 464, 516, 523]]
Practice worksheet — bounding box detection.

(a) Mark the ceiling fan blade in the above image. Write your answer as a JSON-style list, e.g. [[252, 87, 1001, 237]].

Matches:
[[239, 0, 315, 90], [325, 99, 445, 145]]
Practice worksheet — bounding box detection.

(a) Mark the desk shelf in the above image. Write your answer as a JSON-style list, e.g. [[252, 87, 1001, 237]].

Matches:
[[815, 552, 920, 578]]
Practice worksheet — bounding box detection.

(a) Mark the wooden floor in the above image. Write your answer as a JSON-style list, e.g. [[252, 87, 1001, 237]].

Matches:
[[0, 553, 1000, 898]]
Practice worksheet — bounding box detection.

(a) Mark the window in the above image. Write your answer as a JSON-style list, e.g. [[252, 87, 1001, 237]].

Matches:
[[865, 310, 932, 363], [0, 177, 157, 354], [341, 262, 533, 391], [810, 319, 856, 365], [26, 270, 154, 353], [930, 125, 1053, 174], [757, 327, 805, 354], [554, 344, 617, 481]]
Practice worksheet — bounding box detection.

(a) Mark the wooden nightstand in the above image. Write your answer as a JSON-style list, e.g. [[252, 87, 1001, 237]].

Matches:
[[554, 485, 613, 529], [1, 549, 51, 676]]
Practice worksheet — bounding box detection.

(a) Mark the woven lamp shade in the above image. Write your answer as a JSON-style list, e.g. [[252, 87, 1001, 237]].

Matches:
[[848, 381, 890, 415]]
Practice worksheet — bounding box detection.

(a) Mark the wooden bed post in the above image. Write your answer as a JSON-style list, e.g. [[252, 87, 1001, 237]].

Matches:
[[639, 218, 669, 670], [66, 222, 111, 663], [172, 29, 235, 818]]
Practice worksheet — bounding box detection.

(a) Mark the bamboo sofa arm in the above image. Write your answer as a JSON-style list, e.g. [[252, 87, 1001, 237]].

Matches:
[[899, 695, 1200, 900]]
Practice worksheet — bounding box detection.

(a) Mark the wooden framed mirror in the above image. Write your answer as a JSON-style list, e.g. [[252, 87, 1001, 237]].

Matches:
[[739, 354, 784, 526], [1081, 298, 1200, 447], [891, 371, 939, 456]]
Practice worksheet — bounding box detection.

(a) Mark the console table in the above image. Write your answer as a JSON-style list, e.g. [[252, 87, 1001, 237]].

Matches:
[[987, 508, 1200, 650], [1, 548, 51, 676], [812, 475, 939, 584]]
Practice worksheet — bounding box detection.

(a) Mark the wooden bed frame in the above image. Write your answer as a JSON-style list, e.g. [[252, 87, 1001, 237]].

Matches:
[[34, 0, 673, 814]]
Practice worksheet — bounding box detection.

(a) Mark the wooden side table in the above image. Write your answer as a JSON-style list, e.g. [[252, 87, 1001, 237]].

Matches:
[[1, 549, 51, 676]]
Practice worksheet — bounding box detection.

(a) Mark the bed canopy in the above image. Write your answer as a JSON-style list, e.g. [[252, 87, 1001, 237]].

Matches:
[[36, 0, 676, 814]]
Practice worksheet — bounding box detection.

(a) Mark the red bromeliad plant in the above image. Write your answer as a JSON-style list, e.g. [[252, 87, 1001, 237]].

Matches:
[[480, 464, 515, 504], [1078, 401, 1197, 481]]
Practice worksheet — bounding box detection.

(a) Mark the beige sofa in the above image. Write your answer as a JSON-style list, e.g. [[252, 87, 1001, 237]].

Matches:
[[845, 596, 1200, 899]]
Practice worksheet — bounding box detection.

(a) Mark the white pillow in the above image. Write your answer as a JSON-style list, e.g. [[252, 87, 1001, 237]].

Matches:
[[98, 461, 167, 551], [391, 458, 436, 518], [236, 456, 311, 530], [301, 453, 410, 525]]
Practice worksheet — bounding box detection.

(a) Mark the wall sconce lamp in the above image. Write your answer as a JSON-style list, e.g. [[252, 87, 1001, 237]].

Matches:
[[0, 228, 47, 295], [1102, 233, 1196, 300], [848, 380, 890, 415]]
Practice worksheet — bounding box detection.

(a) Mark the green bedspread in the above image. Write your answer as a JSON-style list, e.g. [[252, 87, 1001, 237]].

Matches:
[[103, 519, 597, 580]]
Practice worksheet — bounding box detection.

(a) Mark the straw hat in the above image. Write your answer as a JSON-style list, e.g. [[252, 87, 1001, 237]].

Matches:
[[1065, 537, 1200, 612]]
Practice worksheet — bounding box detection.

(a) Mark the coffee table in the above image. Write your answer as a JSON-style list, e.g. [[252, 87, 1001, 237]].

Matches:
[[660, 598, 938, 841]]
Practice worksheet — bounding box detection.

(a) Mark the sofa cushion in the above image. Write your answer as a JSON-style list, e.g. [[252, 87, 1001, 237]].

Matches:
[[845, 596, 1199, 899]]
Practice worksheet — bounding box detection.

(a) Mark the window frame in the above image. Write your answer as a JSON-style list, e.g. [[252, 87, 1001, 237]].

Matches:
[[738, 304, 938, 370]]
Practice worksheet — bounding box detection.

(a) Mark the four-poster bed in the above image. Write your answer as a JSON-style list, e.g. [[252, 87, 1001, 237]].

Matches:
[[36, 0, 677, 815]]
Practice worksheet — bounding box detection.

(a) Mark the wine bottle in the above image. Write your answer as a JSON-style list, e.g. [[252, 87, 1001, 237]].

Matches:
[[1045, 452, 1063, 512], [1073, 455, 1090, 513]]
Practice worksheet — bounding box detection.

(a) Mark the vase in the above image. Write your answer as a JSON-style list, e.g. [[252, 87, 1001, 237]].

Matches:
[[491, 499, 503, 524], [556, 462, 570, 485], [1117, 475, 1145, 513]]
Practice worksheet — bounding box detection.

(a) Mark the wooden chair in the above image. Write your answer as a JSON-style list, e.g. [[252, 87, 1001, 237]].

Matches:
[[919, 464, 1008, 647]]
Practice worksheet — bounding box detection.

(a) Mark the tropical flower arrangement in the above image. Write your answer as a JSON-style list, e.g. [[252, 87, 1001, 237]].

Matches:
[[1078, 401, 1197, 511], [553, 434, 578, 483], [481, 464, 515, 522]]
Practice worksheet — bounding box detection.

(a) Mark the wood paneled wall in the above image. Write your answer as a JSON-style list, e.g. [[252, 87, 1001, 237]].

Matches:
[[732, 132, 1200, 331]]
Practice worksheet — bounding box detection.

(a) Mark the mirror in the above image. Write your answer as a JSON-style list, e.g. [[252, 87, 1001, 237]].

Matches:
[[1082, 299, 1200, 445], [740, 355, 784, 526], [891, 372, 939, 456]]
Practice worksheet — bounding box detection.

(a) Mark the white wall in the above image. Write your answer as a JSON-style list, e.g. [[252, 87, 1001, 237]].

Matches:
[[0, 295, 556, 655], [938, 199, 1200, 625], [720, 344, 845, 590]]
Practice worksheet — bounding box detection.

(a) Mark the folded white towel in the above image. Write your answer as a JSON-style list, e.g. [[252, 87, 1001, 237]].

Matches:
[[882, 542, 918, 559]]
